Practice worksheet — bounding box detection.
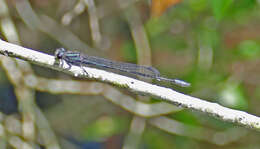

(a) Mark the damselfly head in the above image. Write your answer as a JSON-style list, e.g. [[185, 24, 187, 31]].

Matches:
[[55, 48, 66, 59]]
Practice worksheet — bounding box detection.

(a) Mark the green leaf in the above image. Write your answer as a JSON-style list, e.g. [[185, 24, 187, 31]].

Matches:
[[211, 0, 234, 20]]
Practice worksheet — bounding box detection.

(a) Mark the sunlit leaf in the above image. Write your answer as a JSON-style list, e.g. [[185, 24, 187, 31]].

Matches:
[[219, 82, 248, 110]]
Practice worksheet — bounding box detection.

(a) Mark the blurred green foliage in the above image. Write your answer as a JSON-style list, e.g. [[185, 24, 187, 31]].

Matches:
[[82, 116, 129, 141], [237, 40, 260, 59], [92, 0, 260, 147], [121, 41, 137, 62], [171, 111, 200, 126], [219, 82, 248, 110], [211, 0, 234, 21]]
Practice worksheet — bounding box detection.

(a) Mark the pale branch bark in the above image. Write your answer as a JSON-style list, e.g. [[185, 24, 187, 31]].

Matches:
[[0, 39, 260, 131]]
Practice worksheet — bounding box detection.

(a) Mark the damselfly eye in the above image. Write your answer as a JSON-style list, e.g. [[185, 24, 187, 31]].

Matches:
[[57, 53, 62, 59]]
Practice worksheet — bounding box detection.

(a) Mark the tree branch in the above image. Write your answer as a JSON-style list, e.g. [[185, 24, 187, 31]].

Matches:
[[0, 39, 260, 131]]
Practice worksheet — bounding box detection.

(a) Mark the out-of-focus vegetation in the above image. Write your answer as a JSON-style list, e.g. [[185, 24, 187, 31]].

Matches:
[[1, 0, 260, 149]]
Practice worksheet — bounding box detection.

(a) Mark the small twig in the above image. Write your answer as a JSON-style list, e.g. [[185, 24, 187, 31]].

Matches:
[[0, 39, 260, 131]]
